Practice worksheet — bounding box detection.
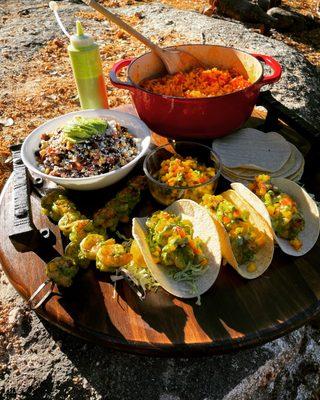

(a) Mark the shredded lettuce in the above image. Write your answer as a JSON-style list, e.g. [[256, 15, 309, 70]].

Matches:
[[116, 231, 131, 241], [123, 261, 159, 291], [168, 262, 208, 295]]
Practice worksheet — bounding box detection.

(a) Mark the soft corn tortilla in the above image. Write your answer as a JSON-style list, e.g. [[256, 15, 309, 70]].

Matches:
[[132, 199, 221, 298], [231, 179, 320, 256], [207, 190, 274, 279], [212, 128, 291, 172]]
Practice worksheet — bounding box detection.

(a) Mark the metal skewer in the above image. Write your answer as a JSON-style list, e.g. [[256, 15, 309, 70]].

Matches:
[[27, 279, 57, 310]]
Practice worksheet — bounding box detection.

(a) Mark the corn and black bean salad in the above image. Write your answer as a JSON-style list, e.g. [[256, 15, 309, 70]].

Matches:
[[35, 116, 140, 178], [249, 175, 305, 250]]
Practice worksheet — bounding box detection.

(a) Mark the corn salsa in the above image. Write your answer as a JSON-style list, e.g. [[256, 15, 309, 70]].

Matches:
[[154, 156, 216, 203], [249, 175, 304, 250], [140, 67, 251, 98], [201, 194, 266, 266]]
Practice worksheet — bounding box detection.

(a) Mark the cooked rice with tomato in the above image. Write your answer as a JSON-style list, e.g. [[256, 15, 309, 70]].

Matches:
[[140, 67, 251, 98]]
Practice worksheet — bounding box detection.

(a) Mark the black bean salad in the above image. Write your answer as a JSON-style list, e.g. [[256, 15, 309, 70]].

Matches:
[[35, 116, 141, 178]]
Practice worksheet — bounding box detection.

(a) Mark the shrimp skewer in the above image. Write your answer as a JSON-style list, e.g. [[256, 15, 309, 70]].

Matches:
[[94, 176, 147, 231], [41, 178, 144, 285]]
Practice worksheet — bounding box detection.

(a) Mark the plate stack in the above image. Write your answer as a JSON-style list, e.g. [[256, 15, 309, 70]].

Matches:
[[212, 128, 304, 183]]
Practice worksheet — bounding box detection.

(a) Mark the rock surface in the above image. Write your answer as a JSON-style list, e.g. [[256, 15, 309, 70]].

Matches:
[[1, 1, 320, 399]]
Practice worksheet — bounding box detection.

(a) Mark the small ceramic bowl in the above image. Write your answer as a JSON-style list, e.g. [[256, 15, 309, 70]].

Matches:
[[143, 141, 221, 206], [21, 109, 151, 191]]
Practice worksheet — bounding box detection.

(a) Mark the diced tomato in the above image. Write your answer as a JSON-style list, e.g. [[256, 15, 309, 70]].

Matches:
[[40, 133, 50, 141], [189, 240, 201, 255], [280, 197, 293, 207], [174, 226, 186, 238], [233, 209, 240, 218], [222, 216, 231, 224]]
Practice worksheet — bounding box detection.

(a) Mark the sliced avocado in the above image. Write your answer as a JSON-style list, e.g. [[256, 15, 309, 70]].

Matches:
[[63, 116, 108, 142]]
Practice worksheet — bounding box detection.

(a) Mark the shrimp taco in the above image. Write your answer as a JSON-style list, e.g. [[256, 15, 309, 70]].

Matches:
[[200, 190, 274, 279], [132, 199, 221, 298], [231, 175, 320, 256]]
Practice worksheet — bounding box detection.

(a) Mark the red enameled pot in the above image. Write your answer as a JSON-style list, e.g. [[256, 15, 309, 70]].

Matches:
[[109, 44, 282, 139]]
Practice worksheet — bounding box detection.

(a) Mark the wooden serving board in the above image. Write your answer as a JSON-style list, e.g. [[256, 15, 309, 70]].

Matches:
[[1, 105, 320, 355]]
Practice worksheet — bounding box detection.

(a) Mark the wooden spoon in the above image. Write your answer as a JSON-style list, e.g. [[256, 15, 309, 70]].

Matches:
[[81, 0, 203, 74]]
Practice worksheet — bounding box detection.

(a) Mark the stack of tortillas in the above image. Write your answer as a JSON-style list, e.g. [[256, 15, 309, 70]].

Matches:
[[212, 128, 304, 183]]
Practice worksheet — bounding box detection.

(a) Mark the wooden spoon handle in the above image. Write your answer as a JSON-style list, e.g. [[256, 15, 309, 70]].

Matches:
[[82, 0, 163, 55]]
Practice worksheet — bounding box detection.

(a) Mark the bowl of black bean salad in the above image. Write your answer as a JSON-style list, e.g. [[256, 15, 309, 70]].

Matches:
[[21, 109, 151, 190]]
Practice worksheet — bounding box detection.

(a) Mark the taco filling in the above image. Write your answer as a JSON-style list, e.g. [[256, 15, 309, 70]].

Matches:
[[249, 175, 305, 250], [146, 210, 208, 287], [201, 194, 266, 270]]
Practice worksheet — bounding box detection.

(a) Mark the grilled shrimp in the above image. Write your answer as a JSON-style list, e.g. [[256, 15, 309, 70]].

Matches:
[[65, 242, 90, 269], [51, 198, 77, 222], [96, 239, 132, 272], [69, 219, 96, 244], [80, 233, 106, 260], [93, 203, 118, 230], [41, 189, 66, 215], [46, 256, 78, 287], [58, 211, 83, 236]]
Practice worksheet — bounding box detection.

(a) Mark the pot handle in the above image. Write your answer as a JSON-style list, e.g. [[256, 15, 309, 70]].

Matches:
[[251, 53, 282, 86], [109, 59, 135, 90]]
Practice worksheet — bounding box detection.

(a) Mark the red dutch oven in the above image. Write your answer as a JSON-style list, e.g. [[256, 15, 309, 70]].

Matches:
[[109, 44, 282, 139]]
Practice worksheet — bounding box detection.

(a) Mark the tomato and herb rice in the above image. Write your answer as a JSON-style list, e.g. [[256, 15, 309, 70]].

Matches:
[[140, 67, 251, 98], [249, 175, 305, 250]]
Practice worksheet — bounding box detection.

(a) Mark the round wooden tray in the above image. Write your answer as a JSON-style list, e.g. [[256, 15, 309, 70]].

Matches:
[[1, 107, 320, 355], [1, 176, 320, 356]]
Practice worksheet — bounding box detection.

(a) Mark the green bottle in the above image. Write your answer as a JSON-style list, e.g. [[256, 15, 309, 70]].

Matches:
[[68, 21, 108, 110]]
